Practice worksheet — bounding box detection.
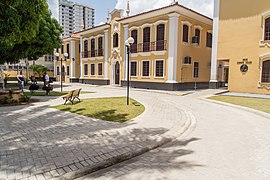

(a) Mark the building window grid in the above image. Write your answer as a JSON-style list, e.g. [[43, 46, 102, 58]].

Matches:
[[156, 24, 165, 51], [262, 60, 270, 83], [130, 61, 137, 77], [206, 32, 212, 48], [98, 63, 103, 76], [142, 61, 150, 77], [193, 62, 199, 78], [90, 63, 95, 76], [265, 18, 270, 41], [155, 60, 164, 77], [143, 27, 151, 52], [183, 25, 189, 43], [84, 64, 88, 76]]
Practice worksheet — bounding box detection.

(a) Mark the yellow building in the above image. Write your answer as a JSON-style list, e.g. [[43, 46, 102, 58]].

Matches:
[[210, 0, 270, 94], [56, 2, 213, 90]]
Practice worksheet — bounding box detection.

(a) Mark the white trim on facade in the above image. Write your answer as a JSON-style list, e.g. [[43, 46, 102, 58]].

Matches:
[[181, 21, 192, 45], [97, 62, 103, 76], [260, 11, 270, 47], [90, 63, 96, 76], [130, 60, 138, 77]]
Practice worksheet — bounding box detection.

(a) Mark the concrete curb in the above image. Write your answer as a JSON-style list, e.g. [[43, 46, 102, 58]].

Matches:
[[60, 111, 194, 180], [202, 97, 270, 120]]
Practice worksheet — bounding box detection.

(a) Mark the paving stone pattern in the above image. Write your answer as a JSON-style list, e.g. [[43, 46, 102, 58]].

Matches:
[[0, 85, 188, 179]]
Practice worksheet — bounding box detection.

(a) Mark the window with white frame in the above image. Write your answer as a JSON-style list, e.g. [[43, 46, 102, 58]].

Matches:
[[130, 61, 137, 77], [84, 64, 88, 75], [183, 25, 189, 43], [142, 61, 150, 77], [195, 29, 201, 45], [90, 63, 95, 76], [155, 60, 164, 77], [262, 60, 270, 83], [98, 63, 103, 76], [193, 62, 199, 78]]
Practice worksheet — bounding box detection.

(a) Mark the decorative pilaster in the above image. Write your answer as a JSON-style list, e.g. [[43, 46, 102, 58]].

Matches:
[[209, 0, 220, 88], [70, 40, 75, 78], [80, 36, 83, 78], [104, 29, 109, 79], [54, 54, 57, 77], [167, 13, 180, 83], [124, 25, 129, 81]]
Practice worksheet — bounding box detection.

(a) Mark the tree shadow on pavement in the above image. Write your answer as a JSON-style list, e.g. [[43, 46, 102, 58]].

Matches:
[[83, 138, 203, 179], [0, 104, 195, 179]]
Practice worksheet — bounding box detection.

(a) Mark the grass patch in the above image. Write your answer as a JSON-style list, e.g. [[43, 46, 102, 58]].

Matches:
[[24, 91, 93, 96], [209, 95, 270, 114], [53, 97, 145, 123]]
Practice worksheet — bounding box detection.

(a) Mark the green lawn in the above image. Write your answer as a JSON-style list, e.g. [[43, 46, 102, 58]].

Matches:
[[209, 95, 270, 114], [24, 91, 92, 96], [53, 97, 145, 123]]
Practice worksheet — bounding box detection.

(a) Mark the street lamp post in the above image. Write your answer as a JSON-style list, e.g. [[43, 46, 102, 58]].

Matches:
[[125, 37, 134, 105], [55, 52, 68, 92]]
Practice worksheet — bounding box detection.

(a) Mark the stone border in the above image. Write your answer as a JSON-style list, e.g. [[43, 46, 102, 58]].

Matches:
[[60, 109, 195, 180]]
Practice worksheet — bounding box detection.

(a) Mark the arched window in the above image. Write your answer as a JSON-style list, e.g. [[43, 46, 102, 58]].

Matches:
[[84, 40, 88, 58], [262, 60, 270, 83], [131, 30, 138, 53], [113, 33, 119, 48], [91, 38, 95, 57], [156, 24, 165, 51], [98, 37, 103, 56], [183, 25, 189, 43], [143, 27, 151, 52], [195, 29, 201, 44], [265, 17, 270, 41]]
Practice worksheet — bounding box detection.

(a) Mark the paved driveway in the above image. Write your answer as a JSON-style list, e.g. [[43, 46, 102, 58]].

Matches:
[[80, 89, 270, 180]]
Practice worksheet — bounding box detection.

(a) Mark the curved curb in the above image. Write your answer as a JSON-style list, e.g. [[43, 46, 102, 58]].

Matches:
[[202, 98, 270, 120], [60, 110, 195, 180]]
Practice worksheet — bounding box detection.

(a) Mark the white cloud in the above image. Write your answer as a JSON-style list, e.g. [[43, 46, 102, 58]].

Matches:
[[115, 0, 213, 18], [47, 0, 59, 21]]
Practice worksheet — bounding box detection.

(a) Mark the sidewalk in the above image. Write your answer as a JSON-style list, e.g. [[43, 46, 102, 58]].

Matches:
[[0, 85, 192, 179], [221, 92, 270, 99]]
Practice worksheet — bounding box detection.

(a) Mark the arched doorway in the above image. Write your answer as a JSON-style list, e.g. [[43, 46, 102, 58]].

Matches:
[[114, 61, 120, 85]]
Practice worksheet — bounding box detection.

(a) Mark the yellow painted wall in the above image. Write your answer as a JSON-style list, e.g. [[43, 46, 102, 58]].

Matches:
[[218, 0, 270, 94]]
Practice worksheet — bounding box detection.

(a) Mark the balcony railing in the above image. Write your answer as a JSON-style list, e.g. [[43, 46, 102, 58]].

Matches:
[[82, 49, 104, 58], [130, 40, 167, 53]]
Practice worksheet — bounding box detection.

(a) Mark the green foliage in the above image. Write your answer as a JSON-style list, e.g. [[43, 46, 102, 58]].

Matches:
[[0, 0, 63, 64], [29, 65, 49, 78]]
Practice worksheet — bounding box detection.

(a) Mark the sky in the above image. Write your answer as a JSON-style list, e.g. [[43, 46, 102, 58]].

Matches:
[[47, 0, 214, 25]]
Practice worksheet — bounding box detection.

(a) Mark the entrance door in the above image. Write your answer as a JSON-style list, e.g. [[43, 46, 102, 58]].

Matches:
[[224, 67, 229, 86], [115, 62, 120, 85], [62, 65, 65, 82]]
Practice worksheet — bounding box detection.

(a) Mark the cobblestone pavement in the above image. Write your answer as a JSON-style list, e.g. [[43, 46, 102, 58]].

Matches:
[[0, 84, 190, 179], [80, 89, 270, 180]]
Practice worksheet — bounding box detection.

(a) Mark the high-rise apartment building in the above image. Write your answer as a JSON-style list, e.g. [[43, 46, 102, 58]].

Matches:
[[59, 0, 95, 37]]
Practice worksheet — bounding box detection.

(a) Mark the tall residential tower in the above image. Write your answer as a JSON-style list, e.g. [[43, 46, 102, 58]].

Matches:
[[59, 0, 95, 37]]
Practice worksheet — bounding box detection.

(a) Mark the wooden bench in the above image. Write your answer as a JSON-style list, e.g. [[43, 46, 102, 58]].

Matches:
[[62, 88, 82, 105]]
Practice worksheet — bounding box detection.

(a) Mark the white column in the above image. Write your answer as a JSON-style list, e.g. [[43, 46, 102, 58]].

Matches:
[[80, 36, 83, 78], [167, 13, 180, 83], [124, 25, 129, 81], [70, 40, 75, 78], [104, 30, 109, 80], [210, 0, 220, 84]]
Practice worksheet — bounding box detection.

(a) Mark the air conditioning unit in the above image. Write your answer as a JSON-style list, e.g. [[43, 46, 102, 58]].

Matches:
[[192, 36, 199, 44], [184, 56, 192, 64]]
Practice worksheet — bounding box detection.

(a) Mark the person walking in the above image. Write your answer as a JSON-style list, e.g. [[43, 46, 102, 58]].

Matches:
[[44, 73, 50, 86], [17, 71, 25, 91]]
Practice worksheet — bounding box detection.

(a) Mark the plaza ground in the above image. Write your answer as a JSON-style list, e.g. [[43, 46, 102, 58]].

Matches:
[[0, 83, 270, 179]]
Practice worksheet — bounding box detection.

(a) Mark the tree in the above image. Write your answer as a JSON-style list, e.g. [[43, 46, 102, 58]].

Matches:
[[29, 65, 49, 78], [0, 0, 62, 64]]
